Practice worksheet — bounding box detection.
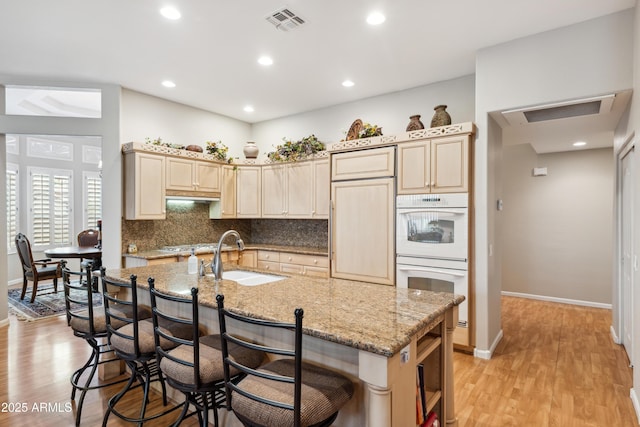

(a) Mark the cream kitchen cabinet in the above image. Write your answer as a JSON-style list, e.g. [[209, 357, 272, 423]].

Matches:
[[262, 161, 316, 218], [256, 250, 329, 278], [123, 151, 166, 220], [330, 146, 395, 286], [312, 159, 330, 218], [211, 165, 237, 219], [166, 157, 221, 194], [397, 135, 469, 194], [331, 176, 395, 285], [238, 250, 257, 268], [236, 166, 261, 218]]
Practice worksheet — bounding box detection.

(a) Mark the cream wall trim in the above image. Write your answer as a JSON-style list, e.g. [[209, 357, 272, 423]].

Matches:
[[474, 329, 503, 360], [0, 318, 9, 328], [502, 291, 612, 310], [611, 325, 622, 345], [631, 388, 640, 425]]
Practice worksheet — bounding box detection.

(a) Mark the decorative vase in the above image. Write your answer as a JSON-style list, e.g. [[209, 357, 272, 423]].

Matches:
[[430, 105, 451, 128], [243, 141, 259, 159], [406, 114, 425, 131]]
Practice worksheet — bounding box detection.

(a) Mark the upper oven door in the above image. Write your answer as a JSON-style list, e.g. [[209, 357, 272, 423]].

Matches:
[[396, 206, 468, 261]]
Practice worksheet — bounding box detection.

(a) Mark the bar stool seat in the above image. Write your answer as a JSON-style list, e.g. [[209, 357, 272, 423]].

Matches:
[[232, 358, 354, 426]]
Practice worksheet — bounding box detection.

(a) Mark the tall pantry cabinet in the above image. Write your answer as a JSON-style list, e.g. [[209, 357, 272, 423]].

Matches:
[[330, 146, 396, 286]]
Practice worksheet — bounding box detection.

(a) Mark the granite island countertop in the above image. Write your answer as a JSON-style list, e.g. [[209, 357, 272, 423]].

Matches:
[[103, 262, 464, 357], [122, 244, 328, 261]]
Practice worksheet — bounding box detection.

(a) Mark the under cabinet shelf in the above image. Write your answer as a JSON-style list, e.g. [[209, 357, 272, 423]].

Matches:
[[417, 334, 441, 362], [425, 389, 442, 414]]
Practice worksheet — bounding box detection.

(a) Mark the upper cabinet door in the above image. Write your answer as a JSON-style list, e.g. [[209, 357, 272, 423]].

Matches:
[[196, 162, 221, 192], [166, 157, 196, 191], [397, 141, 430, 194], [431, 135, 468, 193], [312, 159, 330, 218], [286, 161, 313, 218], [124, 152, 166, 220], [397, 135, 469, 194], [331, 146, 395, 181], [236, 166, 261, 218], [262, 164, 286, 217]]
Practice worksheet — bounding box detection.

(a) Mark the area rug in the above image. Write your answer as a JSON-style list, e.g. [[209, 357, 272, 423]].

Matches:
[[8, 283, 102, 321]]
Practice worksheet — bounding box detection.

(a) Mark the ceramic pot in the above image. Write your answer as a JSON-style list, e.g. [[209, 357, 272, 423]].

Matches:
[[406, 114, 425, 131], [430, 105, 452, 128], [243, 141, 259, 159]]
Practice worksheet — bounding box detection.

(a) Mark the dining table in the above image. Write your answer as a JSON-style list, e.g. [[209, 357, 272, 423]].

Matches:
[[44, 245, 103, 285]]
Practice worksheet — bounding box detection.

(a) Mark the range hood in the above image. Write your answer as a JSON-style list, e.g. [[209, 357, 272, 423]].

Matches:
[[166, 190, 221, 203]]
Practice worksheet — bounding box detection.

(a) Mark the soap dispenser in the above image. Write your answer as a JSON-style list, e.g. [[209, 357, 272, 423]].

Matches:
[[188, 248, 198, 274]]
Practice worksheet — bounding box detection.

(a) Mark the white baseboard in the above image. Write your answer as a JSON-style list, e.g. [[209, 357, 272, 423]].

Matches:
[[631, 388, 640, 425], [474, 329, 503, 360], [501, 291, 612, 310], [0, 317, 10, 328], [610, 325, 621, 344]]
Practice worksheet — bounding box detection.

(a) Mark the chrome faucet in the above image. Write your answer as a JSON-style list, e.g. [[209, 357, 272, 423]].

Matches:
[[211, 230, 245, 281]]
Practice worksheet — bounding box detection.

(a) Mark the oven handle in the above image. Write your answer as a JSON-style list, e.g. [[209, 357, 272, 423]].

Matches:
[[398, 209, 465, 215], [397, 266, 466, 277]]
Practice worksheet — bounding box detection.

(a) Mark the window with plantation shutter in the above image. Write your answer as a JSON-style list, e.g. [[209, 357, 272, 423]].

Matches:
[[83, 171, 102, 229], [28, 167, 73, 247], [6, 164, 19, 251]]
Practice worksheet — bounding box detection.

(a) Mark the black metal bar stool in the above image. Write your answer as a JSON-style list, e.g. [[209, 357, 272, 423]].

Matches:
[[148, 279, 265, 426], [100, 267, 187, 426], [216, 294, 355, 427], [62, 262, 128, 426]]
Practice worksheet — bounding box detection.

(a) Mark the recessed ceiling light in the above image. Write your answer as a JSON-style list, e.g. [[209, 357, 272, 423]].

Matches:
[[342, 80, 355, 87], [258, 56, 274, 66], [366, 11, 386, 25], [573, 141, 587, 147], [162, 80, 176, 88], [160, 6, 181, 20], [244, 105, 254, 113]]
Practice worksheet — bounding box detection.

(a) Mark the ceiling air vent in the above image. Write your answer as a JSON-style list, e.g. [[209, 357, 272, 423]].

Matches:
[[501, 94, 615, 126], [266, 8, 305, 32]]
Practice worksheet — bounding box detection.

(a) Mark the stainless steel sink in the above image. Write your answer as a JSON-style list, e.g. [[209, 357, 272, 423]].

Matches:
[[218, 270, 285, 286]]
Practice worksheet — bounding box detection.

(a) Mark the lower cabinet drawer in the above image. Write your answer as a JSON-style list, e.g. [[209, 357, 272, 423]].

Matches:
[[279, 252, 329, 268], [280, 263, 304, 275], [303, 266, 329, 278], [258, 250, 278, 262], [257, 260, 280, 272]]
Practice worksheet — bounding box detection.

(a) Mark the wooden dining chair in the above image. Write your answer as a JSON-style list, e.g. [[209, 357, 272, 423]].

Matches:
[[15, 233, 63, 303], [77, 229, 100, 281]]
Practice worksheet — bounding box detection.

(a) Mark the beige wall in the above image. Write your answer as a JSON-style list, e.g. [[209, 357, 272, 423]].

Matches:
[[501, 145, 614, 304]]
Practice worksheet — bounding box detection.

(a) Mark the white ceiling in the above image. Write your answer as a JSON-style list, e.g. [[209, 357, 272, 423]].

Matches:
[[0, 0, 635, 151]]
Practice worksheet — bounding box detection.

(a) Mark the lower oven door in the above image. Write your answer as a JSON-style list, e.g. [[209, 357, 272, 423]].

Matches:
[[396, 262, 468, 331]]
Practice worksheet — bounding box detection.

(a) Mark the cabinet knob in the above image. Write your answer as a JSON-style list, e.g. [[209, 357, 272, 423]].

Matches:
[[288, 256, 292, 261], [313, 259, 317, 264]]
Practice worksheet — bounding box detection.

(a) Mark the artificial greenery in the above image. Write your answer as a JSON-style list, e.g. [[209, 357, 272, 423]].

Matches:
[[267, 134, 326, 162], [145, 137, 185, 150], [205, 140, 232, 163], [359, 123, 383, 138]]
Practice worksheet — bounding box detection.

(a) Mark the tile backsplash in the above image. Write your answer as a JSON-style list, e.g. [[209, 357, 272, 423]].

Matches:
[[122, 202, 328, 252]]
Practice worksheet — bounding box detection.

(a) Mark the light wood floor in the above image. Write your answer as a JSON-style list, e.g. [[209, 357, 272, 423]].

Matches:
[[454, 296, 639, 427], [1, 295, 638, 426]]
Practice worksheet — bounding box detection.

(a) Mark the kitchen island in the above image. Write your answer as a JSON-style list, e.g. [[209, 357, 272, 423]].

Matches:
[[103, 262, 463, 427]]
